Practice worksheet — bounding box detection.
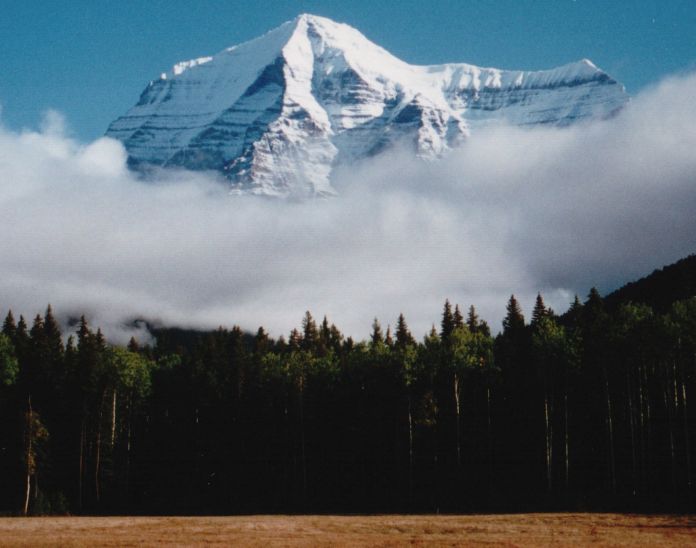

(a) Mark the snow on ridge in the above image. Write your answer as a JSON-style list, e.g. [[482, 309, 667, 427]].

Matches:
[[106, 13, 629, 197]]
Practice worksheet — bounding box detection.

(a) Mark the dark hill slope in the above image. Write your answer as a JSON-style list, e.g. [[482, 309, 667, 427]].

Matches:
[[603, 254, 696, 312]]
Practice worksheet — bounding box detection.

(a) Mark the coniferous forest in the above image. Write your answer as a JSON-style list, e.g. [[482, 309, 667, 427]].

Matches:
[[1, 285, 696, 515]]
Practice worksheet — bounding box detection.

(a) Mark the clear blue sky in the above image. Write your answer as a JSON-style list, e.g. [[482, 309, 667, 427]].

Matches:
[[1, 0, 694, 141]]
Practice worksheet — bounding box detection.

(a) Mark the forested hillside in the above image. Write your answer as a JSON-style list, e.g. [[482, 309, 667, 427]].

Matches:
[[1, 287, 696, 515], [604, 254, 696, 313]]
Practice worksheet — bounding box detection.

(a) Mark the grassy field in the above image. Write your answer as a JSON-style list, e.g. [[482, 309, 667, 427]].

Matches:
[[0, 513, 694, 546]]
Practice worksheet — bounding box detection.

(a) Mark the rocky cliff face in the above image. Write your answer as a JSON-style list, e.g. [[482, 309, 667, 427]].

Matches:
[[106, 14, 629, 197]]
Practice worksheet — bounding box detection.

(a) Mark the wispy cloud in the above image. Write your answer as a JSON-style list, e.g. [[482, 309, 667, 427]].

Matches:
[[1, 72, 695, 343]]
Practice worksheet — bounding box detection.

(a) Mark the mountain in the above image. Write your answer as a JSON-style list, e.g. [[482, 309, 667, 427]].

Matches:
[[603, 255, 696, 313], [106, 14, 629, 197]]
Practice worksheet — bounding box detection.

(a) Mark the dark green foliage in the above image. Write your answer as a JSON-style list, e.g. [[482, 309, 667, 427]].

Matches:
[[0, 333, 18, 387], [440, 300, 454, 342], [370, 318, 384, 348], [531, 293, 551, 327], [2, 284, 696, 514], [604, 254, 696, 313], [502, 295, 525, 333], [395, 313, 414, 350]]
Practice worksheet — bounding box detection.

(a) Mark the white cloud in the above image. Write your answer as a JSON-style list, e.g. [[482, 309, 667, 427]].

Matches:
[[1, 71, 695, 343]]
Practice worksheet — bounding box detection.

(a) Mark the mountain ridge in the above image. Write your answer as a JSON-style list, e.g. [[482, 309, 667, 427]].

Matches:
[[106, 14, 629, 196]]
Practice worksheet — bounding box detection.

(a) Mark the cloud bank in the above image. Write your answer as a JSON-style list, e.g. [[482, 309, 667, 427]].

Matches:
[[1, 72, 695, 343]]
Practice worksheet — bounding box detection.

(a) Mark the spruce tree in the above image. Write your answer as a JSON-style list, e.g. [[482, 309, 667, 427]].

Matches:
[[0, 333, 18, 387], [531, 293, 549, 327], [567, 295, 583, 327], [288, 328, 302, 351], [467, 305, 480, 334], [384, 326, 393, 348], [2, 310, 17, 341], [301, 311, 318, 352], [395, 314, 414, 350], [502, 295, 525, 333], [453, 305, 464, 330], [370, 318, 384, 347], [127, 337, 140, 353], [441, 300, 454, 342], [328, 323, 343, 355]]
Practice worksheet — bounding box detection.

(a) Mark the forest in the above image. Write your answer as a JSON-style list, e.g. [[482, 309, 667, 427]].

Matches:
[[1, 283, 696, 515]]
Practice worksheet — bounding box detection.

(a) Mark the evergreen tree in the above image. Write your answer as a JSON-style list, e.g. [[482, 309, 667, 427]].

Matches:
[[441, 300, 454, 342], [370, 318, 384, 348], [531, 293, 550, 327], [319, 316, 331, 355], [384, 326, 393, 348], [301, 311, 318, 352], [453, 305, 464, 329], [466, 305, 480, 333], [584, 287, 605, 324], [2, 310, 17, 341], [288, 328, 302, 351], [328, 323, 343, 355], [395, 314, 415, 350], [566, 295, 584, 330], [127, 337, 140, 353], [502, 295, 525, 333], [0, 333, 18, 387]]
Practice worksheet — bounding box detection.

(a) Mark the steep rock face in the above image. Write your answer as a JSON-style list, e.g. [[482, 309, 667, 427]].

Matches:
[[106, 14, 629, 196]]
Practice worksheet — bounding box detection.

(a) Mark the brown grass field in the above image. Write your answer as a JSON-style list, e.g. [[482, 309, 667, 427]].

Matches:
[[0, 513, 695, 546]]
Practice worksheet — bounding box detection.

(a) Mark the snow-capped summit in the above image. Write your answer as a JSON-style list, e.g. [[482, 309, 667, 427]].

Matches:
[[106, 14, 629, 197]]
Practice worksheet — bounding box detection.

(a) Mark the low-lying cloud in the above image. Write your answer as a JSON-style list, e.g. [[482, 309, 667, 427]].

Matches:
[[1, 71, 695, 343]]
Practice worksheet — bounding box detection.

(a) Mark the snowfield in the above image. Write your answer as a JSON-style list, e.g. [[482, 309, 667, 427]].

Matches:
[[106, 14, 628, 197]]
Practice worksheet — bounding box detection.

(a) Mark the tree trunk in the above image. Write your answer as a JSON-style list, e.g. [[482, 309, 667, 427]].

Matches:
[[603, 366, 616, 494], [95, 390, 105, 503], [664, 383, 677, 495], [125, 393, 133, 496], [408, 393, 414, 504], [544, 389, 553, 493], [78, 418, 85, 512], [110, 388, 117, 448], [23, 395, 32, 516], [638, 362, 647, 493], [486, 385, 494, 494], [454, 373, 461, 467], [298, 370, 307, 506], [627, 367, 637, 496], [681, 364, 692, 499], [564, 376, 569, 491]]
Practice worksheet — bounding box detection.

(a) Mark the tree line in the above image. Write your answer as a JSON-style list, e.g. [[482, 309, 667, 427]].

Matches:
[[1, 290, 695, 515]]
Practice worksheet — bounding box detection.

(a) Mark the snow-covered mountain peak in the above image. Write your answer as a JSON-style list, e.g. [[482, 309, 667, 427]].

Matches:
[[106, 14, 629, 197]]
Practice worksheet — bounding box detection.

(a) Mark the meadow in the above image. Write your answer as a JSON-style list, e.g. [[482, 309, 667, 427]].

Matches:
[[0, 513, 695, 546]]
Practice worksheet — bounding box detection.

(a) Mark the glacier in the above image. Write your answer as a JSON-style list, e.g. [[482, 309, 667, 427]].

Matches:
[[106, 14, 629, 197]]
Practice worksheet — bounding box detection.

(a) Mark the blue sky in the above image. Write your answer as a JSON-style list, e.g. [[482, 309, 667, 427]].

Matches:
[[1, 0, 694, 141]]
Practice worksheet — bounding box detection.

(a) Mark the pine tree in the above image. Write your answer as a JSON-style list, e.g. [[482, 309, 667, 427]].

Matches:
[[467, 305, 480, 333], [0, 333, 18, 387], [301, 312, 318, 353], [328, 323, 343, 355], [253, 327, 270, 355], [384, 326, 393, 348], [319, 316, 331, 355], [502, 295, 525, 333], [288, 328, 302, 352], [370, 318, 384, 347], [395, 314, 414, 350], [584, 287, 604, 324], [2, 310, 17, 341], [531, 293, 549, 327], [441, 300, 454, 342], [478, 320, 491, 338], [127, 337, 140, 353], [453, 305, 464, 329]]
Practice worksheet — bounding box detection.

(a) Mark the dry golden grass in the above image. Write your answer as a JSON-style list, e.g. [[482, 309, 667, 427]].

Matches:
[[0, 513, 695, 546]]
